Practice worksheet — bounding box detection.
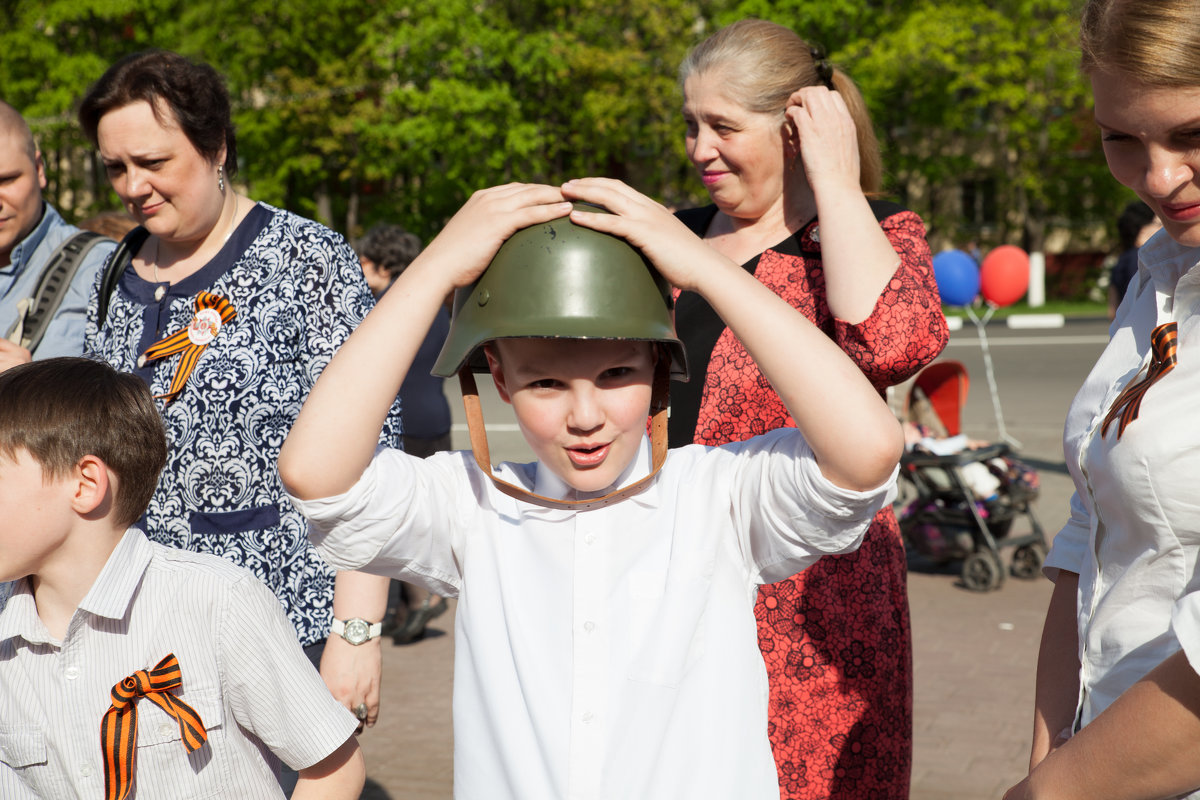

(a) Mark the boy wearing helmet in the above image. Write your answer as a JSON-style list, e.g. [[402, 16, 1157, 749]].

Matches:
[[279, 180, 903, 799]]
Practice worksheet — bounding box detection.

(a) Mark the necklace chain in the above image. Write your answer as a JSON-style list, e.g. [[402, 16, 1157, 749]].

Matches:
[[152, 193, 239, 286]]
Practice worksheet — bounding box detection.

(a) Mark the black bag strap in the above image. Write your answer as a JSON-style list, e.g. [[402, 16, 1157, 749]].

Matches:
[[96, 225, 150, 330], [10, 230, 109, 354]]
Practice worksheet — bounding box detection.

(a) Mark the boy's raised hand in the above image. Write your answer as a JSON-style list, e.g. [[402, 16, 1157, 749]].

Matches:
[[419, 183, 571, 292], [563, 177, 900, 493], [282, 182, 568, 503], [561, 178, 728, 294]]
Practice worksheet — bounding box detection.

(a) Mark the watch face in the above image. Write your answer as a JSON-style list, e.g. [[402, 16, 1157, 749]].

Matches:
[[344, 618, 370, 645]]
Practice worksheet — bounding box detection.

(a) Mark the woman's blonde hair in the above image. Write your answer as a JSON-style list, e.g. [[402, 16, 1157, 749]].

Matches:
[[678, 19, 882, 194], [1080, 0, 1200, 86]]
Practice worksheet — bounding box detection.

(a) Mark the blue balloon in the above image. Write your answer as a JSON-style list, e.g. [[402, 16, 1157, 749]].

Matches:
[[932, 249, 980, 307]]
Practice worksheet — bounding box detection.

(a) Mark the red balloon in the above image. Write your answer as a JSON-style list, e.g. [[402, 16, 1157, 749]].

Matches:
[[980, 245, 1030, 307]]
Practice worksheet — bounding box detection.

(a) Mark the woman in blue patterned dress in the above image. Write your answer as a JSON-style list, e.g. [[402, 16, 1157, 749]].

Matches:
[[77, 51, 400, 774]]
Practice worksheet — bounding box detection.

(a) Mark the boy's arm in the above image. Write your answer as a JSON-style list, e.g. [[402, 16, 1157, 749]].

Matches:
[[562, 178, 902, 491], [218, 573, 361, 779], [1030, 570, 1081, 770], [1006, 649, 1200, 800], [279, 184, 570, 501], [293, 737, 365, 800]]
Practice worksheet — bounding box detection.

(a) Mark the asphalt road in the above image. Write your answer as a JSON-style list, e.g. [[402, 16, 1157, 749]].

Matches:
[[936, 316, 1109, 454]]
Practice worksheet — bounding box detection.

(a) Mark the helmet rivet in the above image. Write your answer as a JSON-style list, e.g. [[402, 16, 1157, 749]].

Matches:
[[477, 289, 490, 306]]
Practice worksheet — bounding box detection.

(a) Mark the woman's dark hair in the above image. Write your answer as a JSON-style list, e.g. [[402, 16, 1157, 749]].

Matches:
[[78, 50, 237, 176], [357, 223, 424, 279], [1116, 200, 1156, 251]]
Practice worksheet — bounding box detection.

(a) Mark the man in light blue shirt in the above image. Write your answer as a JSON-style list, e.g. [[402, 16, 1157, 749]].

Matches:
[[0, 101, 115, 373]]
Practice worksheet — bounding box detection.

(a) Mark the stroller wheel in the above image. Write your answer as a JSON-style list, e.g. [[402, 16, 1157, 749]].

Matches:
[[962, 550, 1004, 592], [1010, 543, 1047, 580]]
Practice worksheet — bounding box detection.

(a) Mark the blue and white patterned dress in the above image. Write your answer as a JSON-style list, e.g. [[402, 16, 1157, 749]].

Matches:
[[85, 203, 403, 646]]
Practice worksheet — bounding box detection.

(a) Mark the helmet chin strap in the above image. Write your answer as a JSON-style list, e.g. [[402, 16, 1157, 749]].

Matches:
[[457, 358, 670, 511]]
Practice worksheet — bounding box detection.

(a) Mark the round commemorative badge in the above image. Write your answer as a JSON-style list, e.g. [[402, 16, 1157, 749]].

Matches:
[[187, 307, 224, 346]]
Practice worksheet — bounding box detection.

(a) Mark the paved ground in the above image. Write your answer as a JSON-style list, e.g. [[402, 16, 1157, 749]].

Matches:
[[355, 318, 1109, 799]]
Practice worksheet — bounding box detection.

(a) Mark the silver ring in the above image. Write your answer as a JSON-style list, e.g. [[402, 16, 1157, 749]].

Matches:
[[354, 703, 368, 721]]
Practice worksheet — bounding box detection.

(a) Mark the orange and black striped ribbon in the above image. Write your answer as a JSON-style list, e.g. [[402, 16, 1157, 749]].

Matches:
[[100, 653, 208, 800], [139, 292, 235, 403], [1101, 321, 1178, 439]]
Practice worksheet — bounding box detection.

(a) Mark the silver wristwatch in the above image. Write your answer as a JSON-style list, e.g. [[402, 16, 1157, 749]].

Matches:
[[331, 617, 382, 645]]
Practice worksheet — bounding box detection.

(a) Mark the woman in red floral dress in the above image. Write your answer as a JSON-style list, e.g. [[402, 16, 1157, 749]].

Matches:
[[670, 20, 948, 799]]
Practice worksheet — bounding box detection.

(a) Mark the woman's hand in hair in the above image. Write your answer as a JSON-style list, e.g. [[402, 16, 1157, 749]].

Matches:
[[785, 86, 861, 197]]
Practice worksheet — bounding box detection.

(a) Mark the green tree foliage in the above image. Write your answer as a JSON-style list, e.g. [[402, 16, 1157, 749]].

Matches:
[[842, 0, 1128, 250], [2, 0, 164, 206], [344, 0, 712, 234], [720, 0, 917, 52], [1, 0, 1126, 259]]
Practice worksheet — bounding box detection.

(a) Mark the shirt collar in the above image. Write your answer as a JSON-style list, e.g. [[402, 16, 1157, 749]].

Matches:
[[120, 202, 273, 305], [3, 201, 53, 274], [0, 580, 44, 645], [0, 528, 153, 647], [1139, 229, 1196, 287], [1138, 230, 1200, 318], [79, 527, 155, 620], [525, 435, 660, 516]]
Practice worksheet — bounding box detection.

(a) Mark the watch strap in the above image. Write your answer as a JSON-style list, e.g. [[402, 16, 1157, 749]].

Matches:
[[331, 617, 383, 642]]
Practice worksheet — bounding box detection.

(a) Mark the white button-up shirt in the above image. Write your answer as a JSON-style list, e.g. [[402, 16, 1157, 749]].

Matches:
[[1048, 231, 1200, 753], [0, 529, 357, 799], [295, 428, 894, 800]]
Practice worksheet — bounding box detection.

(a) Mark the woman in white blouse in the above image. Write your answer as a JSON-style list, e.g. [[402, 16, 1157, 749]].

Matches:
[[1006, 1, 1200, 798]]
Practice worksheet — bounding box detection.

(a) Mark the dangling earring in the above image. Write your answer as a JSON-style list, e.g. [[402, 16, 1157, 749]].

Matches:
[[218, 166, 225, 192], [786, 134, 801, 171]]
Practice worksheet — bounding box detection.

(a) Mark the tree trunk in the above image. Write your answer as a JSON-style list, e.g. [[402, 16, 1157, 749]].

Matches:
[[316, 179, 333, 228], [345, 182, 359, 239]]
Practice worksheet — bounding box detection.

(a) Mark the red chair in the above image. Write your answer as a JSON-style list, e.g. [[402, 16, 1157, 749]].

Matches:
[[907, 359, 969, 436]]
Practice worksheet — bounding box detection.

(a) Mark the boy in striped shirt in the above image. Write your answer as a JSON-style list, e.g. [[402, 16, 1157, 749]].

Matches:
[[0, 357, 363, 799]]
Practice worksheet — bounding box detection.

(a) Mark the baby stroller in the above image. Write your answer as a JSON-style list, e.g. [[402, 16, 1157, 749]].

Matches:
[[897, 360, 1047, 591]]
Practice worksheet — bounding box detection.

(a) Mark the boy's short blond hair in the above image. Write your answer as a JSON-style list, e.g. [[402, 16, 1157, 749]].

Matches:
[[0, 357, 167, 527]]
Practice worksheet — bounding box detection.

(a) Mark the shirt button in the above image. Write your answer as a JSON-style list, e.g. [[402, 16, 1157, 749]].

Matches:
[[154, 285, 166, 301], [64, 666, 79, 680], [581, 711, 594, 723], [80, 763, 93, 777], [159, 723, 175, 737], [583, 621, 595, 633], [584, 534, 596, 545]]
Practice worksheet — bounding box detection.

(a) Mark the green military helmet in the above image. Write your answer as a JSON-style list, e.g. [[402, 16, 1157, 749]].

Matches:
[[431, 202, 688, 381]]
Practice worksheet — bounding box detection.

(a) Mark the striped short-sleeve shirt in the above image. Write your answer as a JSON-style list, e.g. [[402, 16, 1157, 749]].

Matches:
[[0, 528, 357, 798]]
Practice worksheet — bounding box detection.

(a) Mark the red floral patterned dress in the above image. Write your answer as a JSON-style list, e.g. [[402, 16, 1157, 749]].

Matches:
[[671, 201, 948, 800]]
